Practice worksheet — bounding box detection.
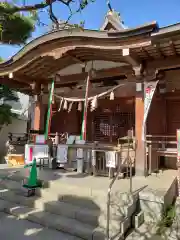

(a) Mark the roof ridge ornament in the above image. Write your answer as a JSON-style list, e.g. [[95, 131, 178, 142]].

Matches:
[[107, 0, 113, 12], [101, 1, 127, 31]]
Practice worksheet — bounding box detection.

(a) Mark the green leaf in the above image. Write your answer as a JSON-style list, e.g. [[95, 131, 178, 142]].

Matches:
[[0, 2, 35, 44], [0, 84, 19, 126]]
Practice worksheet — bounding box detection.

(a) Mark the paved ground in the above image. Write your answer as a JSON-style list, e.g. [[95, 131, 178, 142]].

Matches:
[[0, 212, 80, 240], [0, 165, 177, 239], [0, 166, 176, 193]]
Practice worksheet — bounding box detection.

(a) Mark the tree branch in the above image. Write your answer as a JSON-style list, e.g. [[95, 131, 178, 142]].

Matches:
[[1, 0, 75, 14], [4, 3, 50, 13]]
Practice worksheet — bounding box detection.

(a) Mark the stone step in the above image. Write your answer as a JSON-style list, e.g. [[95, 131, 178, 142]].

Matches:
[[0, 182, 137, 227], [37, 188, 137, 223], [0, 175, 137, 200], [0, 199, 125, 240], [0, 212, 82, 240], [0, 173, 136, 204], [0, 178, 137, 217], [0, 187, 123, 232], [0, 174, 137, 238]]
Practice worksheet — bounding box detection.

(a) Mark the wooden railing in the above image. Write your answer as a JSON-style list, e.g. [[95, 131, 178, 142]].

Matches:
[[146, 135, 176, 147], [146, 135, 177, 174]]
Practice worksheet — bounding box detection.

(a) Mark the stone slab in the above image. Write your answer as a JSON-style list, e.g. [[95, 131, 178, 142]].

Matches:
[[0, 199, 95, 240], [0, 211, 81, 240]]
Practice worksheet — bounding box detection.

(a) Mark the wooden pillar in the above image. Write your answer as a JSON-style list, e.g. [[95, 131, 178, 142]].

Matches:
[[32, 83, 45, 131], [135, 83, 146, 176], [34, 99, 44, 131]]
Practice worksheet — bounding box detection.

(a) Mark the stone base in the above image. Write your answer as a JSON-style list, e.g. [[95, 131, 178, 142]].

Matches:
[[135, 167, 146, 177], [139, 177, 177, 223]]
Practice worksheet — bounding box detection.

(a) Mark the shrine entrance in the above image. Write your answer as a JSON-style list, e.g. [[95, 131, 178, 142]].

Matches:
[[91, 98, 135, 144], [89, 97, 135, 176]]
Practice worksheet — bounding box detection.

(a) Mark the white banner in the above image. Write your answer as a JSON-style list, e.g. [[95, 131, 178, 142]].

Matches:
[[142, 81, 159, 141]]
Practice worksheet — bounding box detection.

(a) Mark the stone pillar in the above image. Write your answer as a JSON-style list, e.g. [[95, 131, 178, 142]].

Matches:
[[135, 82, 146, 176]]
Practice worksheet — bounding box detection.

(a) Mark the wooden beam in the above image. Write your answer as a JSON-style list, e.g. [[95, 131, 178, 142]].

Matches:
[[133, 64, 145, 80], [140, 47, 153, 59], [54, 65, 133, 85], [122, 48, 141, 67], [0, 77, 32, 94], [6, 55, 180, 90], [1, 65, 133, 86], [147, 55, 180, 70], [0, 76, 29, 89], [66, 53, 85, 67], [169, 41, 177, 55], [153, 44, 166, 58], [54, 82, 135, 99]]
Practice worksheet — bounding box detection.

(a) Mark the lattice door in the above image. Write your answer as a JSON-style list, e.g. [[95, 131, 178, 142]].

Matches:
[[92, 104, 135, 143]]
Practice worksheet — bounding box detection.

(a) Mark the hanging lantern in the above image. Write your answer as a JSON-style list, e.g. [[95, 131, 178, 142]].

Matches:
[[91, 96, 98, 112], [58, 98, 63, 112], [110, 91, 114, 100], [78, 101, 82, 111], [63, 100, 68, 110], [68, 102, 73, 113]]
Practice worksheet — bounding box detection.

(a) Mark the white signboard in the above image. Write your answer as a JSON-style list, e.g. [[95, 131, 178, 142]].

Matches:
[[35, 135, 45, 144], [77, 148, 83, 158], [92, 150, 96, 166], [56, 144, 68, 163], [76, 139, 85, 159], [66, 135, 76, 145], [25, 144, 49, 164], [106, 151, 117, 168]]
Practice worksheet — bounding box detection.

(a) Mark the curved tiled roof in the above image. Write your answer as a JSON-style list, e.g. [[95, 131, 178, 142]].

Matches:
[[0, 22, 157, 76], [1, 21, 180, 93]]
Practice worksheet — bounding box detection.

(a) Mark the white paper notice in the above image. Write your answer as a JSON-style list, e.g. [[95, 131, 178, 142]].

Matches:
[[77, 148, 83, 158]]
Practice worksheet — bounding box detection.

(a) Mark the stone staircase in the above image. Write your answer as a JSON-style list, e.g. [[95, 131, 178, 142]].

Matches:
[[0, 173, 138, 240]]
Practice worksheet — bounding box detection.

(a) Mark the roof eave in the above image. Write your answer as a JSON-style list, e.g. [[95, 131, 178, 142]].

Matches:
[[151, 22, 180, 40], [108, 21, 158, 37]]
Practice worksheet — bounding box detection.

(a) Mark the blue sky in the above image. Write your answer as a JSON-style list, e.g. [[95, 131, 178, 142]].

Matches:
[[1, 0, 180, 60]]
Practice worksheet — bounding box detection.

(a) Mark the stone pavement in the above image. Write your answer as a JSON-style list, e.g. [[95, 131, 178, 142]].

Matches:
[[0, 212, 80, 240], [0, 166, 176, 193]]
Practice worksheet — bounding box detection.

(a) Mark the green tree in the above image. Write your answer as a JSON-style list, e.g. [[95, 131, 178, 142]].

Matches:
[[0, 0, 96, 45], [0, 0, 96, 127], [0, 85, 19, 127], [0, 58, 19, 127]]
